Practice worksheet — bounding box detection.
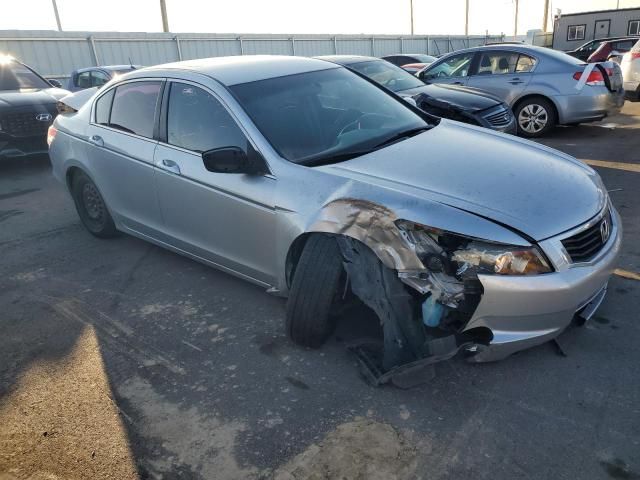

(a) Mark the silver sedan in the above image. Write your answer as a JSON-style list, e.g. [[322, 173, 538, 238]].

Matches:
[[48, 56, 621, 382], [418, 45, 625, 137]]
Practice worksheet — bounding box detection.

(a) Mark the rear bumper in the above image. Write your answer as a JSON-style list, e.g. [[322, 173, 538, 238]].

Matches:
[[556, 88, 625, 124], [465, 207, 622, 362]]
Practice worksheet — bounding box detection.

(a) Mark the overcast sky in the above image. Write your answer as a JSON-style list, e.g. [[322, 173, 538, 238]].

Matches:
[[2, 0, 640, 35]]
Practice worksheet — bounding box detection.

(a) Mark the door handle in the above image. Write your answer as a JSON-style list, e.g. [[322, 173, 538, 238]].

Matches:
[[160, 158, 181, 175], [509, 78, 524, 84], [452, 81, 463, 85], [88, 135, 104, 147]]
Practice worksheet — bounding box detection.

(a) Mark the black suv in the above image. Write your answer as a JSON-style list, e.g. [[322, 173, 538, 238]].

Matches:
[[0, 57, 69, 159]]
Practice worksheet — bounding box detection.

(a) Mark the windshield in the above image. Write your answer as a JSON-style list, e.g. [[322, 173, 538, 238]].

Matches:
[[348, 60, 425, 92], [0, 60, 51, 90], [231, 67, 430, 166]]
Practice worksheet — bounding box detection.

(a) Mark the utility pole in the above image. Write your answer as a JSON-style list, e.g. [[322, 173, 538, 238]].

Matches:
[[51, 0, 62, 31], [514, 0, 519, 37], [410, 0, 414, 35], [465, 0, 469, 35], [160, 0, 170, 33], [543, 0, 550, 31]]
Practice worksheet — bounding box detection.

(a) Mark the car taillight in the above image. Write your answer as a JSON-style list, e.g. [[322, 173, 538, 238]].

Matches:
[[573, 69, 605, 85], [631, 52, 640, 60], [47, 125, 57, 146]]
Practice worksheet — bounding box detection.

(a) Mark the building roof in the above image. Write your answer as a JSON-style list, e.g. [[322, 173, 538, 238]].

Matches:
[[556, 6, 640, 18]]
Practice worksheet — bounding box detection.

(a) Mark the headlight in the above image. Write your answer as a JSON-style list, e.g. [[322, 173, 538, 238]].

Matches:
[[452, 241, 551, 276], [396, 220, 552, 277]]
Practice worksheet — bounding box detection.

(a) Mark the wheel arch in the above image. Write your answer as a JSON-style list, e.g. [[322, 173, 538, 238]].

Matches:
[[284, 198, 425, 289]]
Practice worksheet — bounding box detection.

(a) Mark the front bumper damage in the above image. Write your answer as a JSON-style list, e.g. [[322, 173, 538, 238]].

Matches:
[[318, 199, 622, 388]]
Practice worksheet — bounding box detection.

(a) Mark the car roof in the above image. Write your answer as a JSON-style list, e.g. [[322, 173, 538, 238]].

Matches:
[[381, 53, 427, 57], [141, 55, 337, 86], [316, 55, 377, 65], [74, 65, 139, 74], [598, 36, 640, 44]]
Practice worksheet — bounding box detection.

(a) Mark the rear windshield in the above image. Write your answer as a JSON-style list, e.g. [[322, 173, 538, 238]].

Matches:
[[410, 54, 438, 64], [0, 60, 51, 90], [540, 48, 587, 66]]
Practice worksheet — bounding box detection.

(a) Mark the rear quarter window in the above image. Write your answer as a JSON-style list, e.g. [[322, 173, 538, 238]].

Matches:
[[94, 89, 115, 125]]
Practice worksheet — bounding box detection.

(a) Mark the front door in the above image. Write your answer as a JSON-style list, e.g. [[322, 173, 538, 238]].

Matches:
[[86, 80, 164, 236], [466, 51, 535, 105], [153, 81, 277, 285]]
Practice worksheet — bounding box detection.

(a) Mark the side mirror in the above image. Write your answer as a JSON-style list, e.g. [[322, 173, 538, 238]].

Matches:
[[47, 78, 63, 88], [202, 145, 266, 175]]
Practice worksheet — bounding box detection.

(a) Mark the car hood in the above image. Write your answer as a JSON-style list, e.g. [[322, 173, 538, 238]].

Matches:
[[318, 121, 605, 241], [397, 84, 502, 112], [0, 88, 70, 108]]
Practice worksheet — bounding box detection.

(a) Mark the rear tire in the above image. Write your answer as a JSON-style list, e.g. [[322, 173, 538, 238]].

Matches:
[[515, 97, 557, 138], [71, 171, 118, 238], [286, 235, 345, 348]]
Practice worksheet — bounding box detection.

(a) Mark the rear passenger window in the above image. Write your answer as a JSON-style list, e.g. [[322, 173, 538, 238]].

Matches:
[[167, 82, 247, 153], [94, 89, 114, 125], [476, 52, 519, 75], [515, 54, 537, 72], [109, 81, 161, 138]]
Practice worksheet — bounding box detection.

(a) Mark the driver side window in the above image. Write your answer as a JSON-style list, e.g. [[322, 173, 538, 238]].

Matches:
[[423, 53, 475, 80], [167, 82, 247, 153]]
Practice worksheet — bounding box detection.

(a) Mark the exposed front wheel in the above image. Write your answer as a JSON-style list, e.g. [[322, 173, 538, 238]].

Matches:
[[71, 171, 118, 238], [515, 97, 556, 138], [285, 235, 345, 348]]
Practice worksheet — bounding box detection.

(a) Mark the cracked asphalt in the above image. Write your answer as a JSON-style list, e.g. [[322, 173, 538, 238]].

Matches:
[[1, 103, 639, 480]]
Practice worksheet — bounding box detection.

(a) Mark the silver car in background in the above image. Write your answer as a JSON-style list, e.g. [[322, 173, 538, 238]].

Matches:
[[417, 45, 625, 137], [621, 39, 640, 100], [48, 56, 621, 381]]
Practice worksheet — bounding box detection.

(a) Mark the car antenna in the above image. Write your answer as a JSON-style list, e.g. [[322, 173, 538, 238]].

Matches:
[[129, 57, 135, 69]]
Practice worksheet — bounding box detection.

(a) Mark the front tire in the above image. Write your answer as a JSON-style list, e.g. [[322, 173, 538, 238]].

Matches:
[[286, 235, 345, 348], [71, 171, 117, 238], [515, 97, 556, 138]]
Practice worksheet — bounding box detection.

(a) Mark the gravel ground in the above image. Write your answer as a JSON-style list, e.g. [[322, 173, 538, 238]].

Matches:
[[1, 103, 639, 480]]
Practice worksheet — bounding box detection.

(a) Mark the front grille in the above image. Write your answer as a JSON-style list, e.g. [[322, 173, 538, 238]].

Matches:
[[561, 209, 612, 263], [0, 111, 54, 137], [483, 106, 513, 127]]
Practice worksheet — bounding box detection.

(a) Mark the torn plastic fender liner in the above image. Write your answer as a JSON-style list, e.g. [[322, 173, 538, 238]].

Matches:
[[307, 198, 425, 272], [336, 235, 427, 370]]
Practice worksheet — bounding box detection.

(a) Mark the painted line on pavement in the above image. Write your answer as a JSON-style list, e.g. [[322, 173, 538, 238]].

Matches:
[[584, 159, 640, 173]]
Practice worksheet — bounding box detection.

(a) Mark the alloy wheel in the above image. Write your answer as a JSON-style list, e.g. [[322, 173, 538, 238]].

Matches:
[[518, 104, 549, 134]]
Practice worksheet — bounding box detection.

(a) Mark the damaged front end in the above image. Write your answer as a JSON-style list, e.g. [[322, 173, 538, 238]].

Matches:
[[328, 211, 551, 388]]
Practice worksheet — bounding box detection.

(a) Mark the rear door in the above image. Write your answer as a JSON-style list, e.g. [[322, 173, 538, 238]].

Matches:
[[153, 80, 277, 284], [466, 50, 535, 104], [85, 79, 164, 236], [419, 52, 475, 86]]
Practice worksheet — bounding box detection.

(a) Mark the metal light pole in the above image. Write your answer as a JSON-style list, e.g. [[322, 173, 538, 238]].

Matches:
[[160, 0, 170, 32], [465, 0, 469, 35], [543, 0, 550, 31], [410, 0, 414, 35], [514, 0, 519, 37], [51, 0, 62, 31]]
